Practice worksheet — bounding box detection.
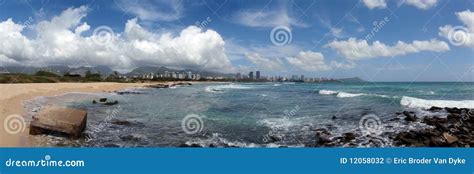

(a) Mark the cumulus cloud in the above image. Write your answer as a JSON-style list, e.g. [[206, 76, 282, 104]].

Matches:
[[362, 0, 438, 10], [233, 8, 307, 28], [438, 10, 474, 49], [0, 6, 233, 72], [325, 38, 450, 60], [245, 53, 285, 71], [286, 51, 331, 71], [362, 0, 387, 9], [115, 0, 183, 22]]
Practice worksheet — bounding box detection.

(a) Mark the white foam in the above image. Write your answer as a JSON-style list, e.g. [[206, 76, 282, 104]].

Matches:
[[318, 89, 392, 99], [319, 90, 338, 95], [205, 84, 253, 93], [336, 92, 364, 98], [400, 96, 474, 109]]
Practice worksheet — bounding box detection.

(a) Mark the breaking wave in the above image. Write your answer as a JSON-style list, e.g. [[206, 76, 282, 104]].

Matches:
[[318, 89, 391, 99], [205, 84, 253, 93], [400, 96, 474, 109]]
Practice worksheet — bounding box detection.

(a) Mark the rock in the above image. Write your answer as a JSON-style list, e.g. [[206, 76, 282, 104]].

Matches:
[[99, 98, 107, 102], [442, 132, 458, 144], [343, 132, 356, 142], [103, 100, 118, 105], [315, 128, 333, 146], [428, 106, 443, 112], [445, 107, 462, 114], [120, 134, 146, 141], [92, 100, 97, 104], [403, 111, 417, 122], [331, 116, 337, 120], [29, 106, 87, 138], [111, 119, 132, 126]]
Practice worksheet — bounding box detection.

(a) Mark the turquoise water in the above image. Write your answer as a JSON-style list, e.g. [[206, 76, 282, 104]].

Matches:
[[31, 82, 474, 147]]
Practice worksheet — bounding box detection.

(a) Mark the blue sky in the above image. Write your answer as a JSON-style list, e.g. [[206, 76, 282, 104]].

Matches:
[[0, 0, 473, 81]]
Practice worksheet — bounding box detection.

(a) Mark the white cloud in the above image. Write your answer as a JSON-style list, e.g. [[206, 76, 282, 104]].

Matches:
[[286, 51, 331, 71], [403, 0, 438, 10], [330, 61, 356, 69], [233, 8, 307, 28], [326, 37, 450, 60], [245, 53, 285, 71], [115, 0, 183, 22], [439, 10, 474, 49], [0, 6, 233, 72], [362, 0, 387, 9], [362, 0, 438, 10]]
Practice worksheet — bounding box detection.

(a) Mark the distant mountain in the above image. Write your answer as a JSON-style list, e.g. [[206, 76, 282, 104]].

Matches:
[[0, 65, 114, 77], [337, 77, 366, 82], [126, 66, 235, 78]]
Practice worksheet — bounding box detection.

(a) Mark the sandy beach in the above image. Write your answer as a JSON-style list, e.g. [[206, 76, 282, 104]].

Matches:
[[0, 82, 151, 147]]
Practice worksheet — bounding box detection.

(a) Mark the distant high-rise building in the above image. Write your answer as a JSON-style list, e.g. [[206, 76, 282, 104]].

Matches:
[[236, 73, 241, 79], [300, 75, 304, 81], [248, 71, 254, 79], [256, 71, 260, 79]]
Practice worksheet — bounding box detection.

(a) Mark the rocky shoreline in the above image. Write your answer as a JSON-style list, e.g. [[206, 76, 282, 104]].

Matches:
[[394, 107, 473, 147], [310, 107, 473, 148]]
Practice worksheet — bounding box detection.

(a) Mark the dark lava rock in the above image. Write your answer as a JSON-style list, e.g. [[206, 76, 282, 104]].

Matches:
[[403, 111, 417, 122], [92, 100, 97, 104], [314, 128, 333, 146], [394, 108, 473, 147], [428, 106, 443, 112], [331, 116, 337, 120], [99, 98, 107, 102], [342, 132, 356, 142]]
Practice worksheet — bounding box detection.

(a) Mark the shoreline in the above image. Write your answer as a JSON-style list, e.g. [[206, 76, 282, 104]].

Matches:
[[0, 82, 155, 147]]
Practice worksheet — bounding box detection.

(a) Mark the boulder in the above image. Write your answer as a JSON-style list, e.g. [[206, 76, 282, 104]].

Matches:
[[29, 106, 87, 138], [403, 111, 417, 122], [99, 98, 107, 102]]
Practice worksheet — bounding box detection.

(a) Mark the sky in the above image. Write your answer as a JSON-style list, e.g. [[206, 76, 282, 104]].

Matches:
[[0, 0, 473, 81]]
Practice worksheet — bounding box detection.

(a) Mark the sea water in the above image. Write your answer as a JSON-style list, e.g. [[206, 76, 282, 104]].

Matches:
[[28, 82, 474, 147]]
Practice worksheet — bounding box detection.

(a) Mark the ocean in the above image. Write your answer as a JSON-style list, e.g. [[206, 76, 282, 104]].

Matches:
[[27, 82, 474, 147]]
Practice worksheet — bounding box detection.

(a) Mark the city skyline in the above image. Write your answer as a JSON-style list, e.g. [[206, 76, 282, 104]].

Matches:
[[0, 1, 472, 81]]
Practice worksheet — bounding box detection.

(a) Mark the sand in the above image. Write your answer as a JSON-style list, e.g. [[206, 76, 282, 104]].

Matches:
[[0, 82, 151, 147]]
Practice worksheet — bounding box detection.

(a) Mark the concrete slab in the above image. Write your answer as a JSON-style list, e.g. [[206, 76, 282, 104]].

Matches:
[[30, 106, 87, 138]]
